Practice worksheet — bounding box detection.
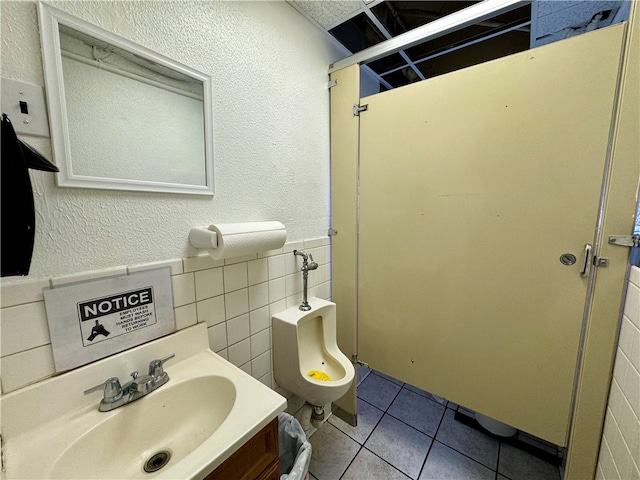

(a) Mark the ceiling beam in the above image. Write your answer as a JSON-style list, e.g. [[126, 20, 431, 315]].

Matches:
[[328, 0, 532, 73]]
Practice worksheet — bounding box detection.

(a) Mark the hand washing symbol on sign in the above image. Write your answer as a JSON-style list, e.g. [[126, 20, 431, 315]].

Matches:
[[87, 319, 110, 342]]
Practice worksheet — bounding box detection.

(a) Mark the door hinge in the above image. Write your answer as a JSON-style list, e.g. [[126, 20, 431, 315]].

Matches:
[[328, 79, 338, 89], [328, 228, 338, 236], [594, 256, 609, 267], [353, 104, 368, 116], [608, 235, 640, 247]]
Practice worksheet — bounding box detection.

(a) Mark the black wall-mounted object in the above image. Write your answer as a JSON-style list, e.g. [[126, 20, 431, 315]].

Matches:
[[1, 113, 58, 277]]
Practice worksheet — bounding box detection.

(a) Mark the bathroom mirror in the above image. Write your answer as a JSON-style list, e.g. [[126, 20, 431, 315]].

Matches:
[[38, 3, 214, 195]]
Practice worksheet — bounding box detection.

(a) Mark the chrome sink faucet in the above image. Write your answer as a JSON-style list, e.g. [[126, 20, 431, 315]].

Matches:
[[84, 354, 175, 412]]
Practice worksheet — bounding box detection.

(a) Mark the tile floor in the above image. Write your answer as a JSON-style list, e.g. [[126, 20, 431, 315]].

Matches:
[[306, 367, 562, 480]]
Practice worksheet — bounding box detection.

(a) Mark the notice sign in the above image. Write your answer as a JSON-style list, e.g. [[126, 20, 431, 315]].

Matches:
[[78, 287, 156, 346], [44, 268, 175, 372]]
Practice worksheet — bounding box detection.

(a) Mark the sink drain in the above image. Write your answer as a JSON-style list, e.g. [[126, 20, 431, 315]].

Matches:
[[144, 450, 171, 473]]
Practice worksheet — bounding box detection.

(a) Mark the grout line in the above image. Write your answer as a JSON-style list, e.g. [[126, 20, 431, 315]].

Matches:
[[352, 397, 386, 445], [383, 383, 404, 413], [416, 398, 448, 480], [310, 422, 407, 480], [415, 403, 500, 476], [357, 377, 443, 442], [337, 443, 363, 480], [0, 342, 53, 360], [354, 446, 414, 480], [384, 410, 439, 439], [357, 381, 433, 479], [435, 437, 501, 475], [370, 369, 405, 387], [348, 384, 415, 477]]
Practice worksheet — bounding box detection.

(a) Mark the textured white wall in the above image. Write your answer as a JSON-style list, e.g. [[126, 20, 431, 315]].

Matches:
[[1, 1, 342, 277]]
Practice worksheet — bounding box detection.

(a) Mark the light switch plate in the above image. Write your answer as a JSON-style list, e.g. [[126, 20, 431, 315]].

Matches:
[[1, 77, 50, 137]]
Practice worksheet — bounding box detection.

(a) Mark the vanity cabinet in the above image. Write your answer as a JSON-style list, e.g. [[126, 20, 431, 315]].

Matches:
[[205, 417, 279, 480]]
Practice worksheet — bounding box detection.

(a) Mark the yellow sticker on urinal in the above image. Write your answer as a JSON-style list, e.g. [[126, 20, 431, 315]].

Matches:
[[307, 370, 331, 381]]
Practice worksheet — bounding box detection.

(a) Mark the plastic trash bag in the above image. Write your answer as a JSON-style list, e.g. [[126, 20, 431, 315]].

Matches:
[[278, 412, 312, 480]]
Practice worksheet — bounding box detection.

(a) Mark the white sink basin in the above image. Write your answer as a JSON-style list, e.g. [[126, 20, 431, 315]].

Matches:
[[50, 376, 235, 479], [1, 323, 286, 479]]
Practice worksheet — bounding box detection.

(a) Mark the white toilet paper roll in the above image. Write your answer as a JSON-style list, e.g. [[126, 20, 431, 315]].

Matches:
[[207, 221, 286, 260]]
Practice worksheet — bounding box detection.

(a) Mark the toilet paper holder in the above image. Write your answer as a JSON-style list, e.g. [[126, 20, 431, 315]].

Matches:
[[188, 227, 218, 249]]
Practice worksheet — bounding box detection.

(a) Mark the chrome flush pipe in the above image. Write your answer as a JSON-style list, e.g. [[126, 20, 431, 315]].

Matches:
[[293, 250, 318, 311]]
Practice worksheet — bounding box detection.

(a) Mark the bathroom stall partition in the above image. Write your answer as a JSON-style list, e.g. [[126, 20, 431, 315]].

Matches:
[[330, 19, 639, 478]]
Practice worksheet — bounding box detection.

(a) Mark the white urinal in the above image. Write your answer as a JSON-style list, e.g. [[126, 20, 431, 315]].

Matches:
[[272, 298, 355, 407]]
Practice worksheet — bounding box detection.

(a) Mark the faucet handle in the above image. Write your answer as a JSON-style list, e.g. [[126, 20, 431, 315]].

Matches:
[[148, 353, 175, 379], [84, 377, 123, 402], [307, 254, 318, 270]]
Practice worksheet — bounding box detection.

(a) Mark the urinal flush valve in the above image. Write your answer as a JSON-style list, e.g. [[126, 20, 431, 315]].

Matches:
[[293, 250, 318, 311]]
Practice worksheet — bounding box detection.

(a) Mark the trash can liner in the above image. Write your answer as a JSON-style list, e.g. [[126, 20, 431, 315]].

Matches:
[[278, 412, 312, 480]]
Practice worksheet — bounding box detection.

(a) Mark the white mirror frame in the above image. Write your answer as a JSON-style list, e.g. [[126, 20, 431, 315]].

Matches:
[[38, 2, 215, 196]]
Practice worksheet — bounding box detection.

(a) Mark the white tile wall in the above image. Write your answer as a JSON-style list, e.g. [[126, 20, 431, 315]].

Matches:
[[0, 302, 51, 356], [596, 266, 640, 480], [172, 273, 196, 307], [174, 303, 198, 330], [250, 306, 270, 334], [224, 288, 248, 318], [223, 263, 248, 292], [0, 277, 50, 307], [0, 238, 331, 395], [248, 258, 268, 286], [194, 267, 224, 301]]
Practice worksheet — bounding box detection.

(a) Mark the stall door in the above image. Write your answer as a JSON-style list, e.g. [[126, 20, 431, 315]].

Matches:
[[357, 24, 625, 445]]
